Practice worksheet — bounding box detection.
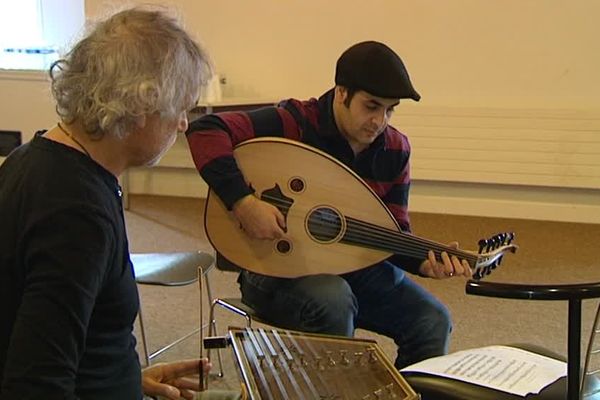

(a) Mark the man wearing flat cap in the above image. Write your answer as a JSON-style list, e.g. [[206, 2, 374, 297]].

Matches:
[[186, 41, 471, 369]]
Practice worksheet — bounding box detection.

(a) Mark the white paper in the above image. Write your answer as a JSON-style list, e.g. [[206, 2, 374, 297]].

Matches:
[[401, 345, 567, 396]]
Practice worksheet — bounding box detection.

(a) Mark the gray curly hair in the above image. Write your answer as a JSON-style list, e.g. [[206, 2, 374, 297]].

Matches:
[[50, 7, 211, 139]]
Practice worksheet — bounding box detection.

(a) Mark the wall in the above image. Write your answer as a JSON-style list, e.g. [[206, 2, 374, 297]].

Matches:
[[1, 1, 598, 223], [84, 0, 600, 109], [0, 71, 55, 142]]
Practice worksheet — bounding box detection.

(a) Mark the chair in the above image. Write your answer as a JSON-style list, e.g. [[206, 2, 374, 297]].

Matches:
[[131, 251, 215, 366], [402, 279, 600, 400]]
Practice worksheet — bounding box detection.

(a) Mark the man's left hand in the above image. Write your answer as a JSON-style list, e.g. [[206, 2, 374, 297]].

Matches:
[[418, 242, 472, 279]]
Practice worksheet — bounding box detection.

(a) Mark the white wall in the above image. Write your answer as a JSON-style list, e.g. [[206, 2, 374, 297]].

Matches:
[[83, 0, 600, 110], [0, 71, 55, 142], [1, 0, 599, 223]]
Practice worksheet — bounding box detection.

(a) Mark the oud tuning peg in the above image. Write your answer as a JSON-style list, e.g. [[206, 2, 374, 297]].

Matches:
[[485, 238, 494, 251], [493, 236, 501, 249], [490, 259, 500, 270], [507, 232, 515, 244], [478, 239, 488, 253], [498, 232, 507, 244], [491, 236, 499, 248]]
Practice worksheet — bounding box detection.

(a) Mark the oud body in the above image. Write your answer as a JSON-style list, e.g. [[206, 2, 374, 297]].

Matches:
[[205, 138, 402, 278]]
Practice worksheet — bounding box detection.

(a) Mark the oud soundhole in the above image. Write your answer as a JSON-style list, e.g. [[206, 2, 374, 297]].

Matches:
[[289, 177, 305, 193], [306, 206, 344, 243], [276, 239, 292, 254]]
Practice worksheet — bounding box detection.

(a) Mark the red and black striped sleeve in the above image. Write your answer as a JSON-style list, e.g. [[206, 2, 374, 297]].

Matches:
[[366, 129, 424, 274], [186, 104, 302, 209], [363, 128, 412, 232], [382, 161, 411, 232]]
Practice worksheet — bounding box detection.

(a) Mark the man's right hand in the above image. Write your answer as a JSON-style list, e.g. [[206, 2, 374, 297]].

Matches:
[[232, 195, 287, 240]]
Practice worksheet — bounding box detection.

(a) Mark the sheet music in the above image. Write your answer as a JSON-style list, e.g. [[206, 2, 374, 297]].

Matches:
[[401, 345, 566, 396]]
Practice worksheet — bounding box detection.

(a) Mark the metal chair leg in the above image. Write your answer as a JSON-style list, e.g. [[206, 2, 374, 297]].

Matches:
[[208, 297, 255, 378], [200, 264, 234, 380], [200, 265, 224, 379], [208, 298, 225, 377]]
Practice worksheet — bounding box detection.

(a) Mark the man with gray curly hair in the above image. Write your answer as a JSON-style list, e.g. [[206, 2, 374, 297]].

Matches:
[[0, 7, 239, 400]]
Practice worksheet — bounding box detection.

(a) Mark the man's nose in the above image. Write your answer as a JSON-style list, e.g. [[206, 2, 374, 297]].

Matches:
[[372, 110, 387, 127]]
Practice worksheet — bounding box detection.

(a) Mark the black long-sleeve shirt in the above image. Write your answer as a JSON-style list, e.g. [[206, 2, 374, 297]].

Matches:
[[0, 134, 141, 399]]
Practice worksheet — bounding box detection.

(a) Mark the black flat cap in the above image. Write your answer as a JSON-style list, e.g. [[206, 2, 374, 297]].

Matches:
[[335, 41, 421, 101]]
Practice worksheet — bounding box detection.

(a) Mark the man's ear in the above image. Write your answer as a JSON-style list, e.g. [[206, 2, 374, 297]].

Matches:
[[134, 115, 146, 129], [334, 85, 348, 105]]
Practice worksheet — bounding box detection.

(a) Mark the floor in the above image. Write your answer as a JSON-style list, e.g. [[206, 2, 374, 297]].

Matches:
[[125, 194, 600, 396]]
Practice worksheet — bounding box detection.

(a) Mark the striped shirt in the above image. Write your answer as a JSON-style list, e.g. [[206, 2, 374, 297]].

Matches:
[[186, 88, 421, 273]]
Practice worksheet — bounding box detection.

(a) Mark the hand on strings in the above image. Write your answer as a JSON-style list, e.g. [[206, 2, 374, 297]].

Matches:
[[418, 241, 472, 279], [142, 358, 209, 400], [232, 194, 287, 240]]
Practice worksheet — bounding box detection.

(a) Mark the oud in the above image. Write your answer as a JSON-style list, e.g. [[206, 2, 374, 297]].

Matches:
[[205, 138, 517, 279]]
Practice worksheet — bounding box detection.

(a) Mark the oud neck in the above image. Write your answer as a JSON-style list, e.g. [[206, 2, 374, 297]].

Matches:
[[342, 217, 479, 266]]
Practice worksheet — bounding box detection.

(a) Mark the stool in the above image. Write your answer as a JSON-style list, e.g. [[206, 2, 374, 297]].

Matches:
[[403, 280, 600, 400]]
